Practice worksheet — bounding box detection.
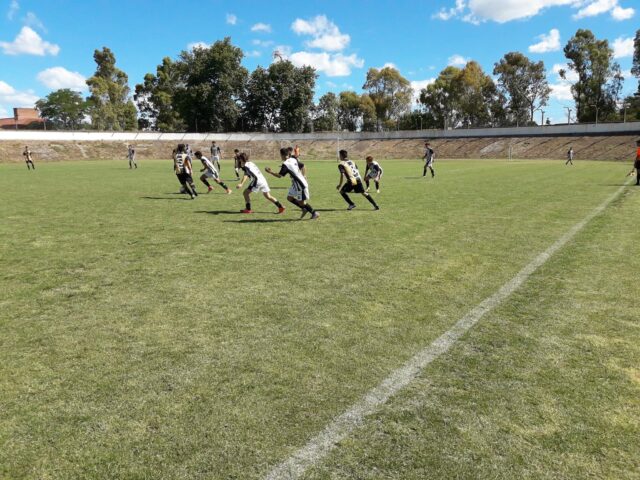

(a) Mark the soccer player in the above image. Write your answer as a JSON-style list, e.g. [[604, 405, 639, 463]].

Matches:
[[265, 147, 319, 220], [337, 150, 379, 211], [127, 145, 137, 169], [233, 148, 242, 179], [236, 152, 285, 214], [23, 146, 35, 170], [364, 155, 383, 193], [174, 144, 198, 199], [422, 142, 435, 177], [287, 145, 307, 177], [195, 151, 232, 194], [566, 147, 574, 166], [210, 141, 222, 172]]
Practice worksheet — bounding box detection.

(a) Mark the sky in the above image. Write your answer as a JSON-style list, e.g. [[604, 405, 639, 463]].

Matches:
[[0, 0, 637, 125]]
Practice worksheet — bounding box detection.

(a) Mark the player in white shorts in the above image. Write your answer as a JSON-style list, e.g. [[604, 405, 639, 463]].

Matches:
[[364, 155, 383, 193], [236, 152, 285, 214], [265, 147, 319, 219], [210, 141, 221, 172], [195, 151, 232, 194]]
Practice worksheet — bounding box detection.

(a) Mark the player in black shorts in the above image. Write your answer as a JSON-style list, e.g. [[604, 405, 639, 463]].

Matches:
[[173, 144, 198, 199], [337, 150, 379, 210], [23, 146, 35, 170]]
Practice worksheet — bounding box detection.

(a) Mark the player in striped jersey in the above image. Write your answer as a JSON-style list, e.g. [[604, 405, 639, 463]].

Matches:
[[195, 151, 232, 194], [364, 156, 383, 193], [127, 145, 137, 169], [236, 152, 285, 214], [265, 147, 319, 219], [174, 144, 198, 199], [210, 142, 221, 172], [337, 150, 379, 211], [23, 146, 35, 170]]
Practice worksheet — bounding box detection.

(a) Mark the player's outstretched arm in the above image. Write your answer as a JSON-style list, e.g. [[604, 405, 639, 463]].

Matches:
[[236, 175, 249, 189], [264, 166, 282, 178]]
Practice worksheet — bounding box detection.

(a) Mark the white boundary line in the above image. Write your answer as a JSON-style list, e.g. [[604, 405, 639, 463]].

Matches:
[[265, 182, 629, 480]]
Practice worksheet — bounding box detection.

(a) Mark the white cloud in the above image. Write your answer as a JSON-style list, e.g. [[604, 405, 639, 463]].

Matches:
[[0, 105, 8, 118], [7, 0, 19, 20], [251, 23, 271, 33], [549, 63, 576, 101], [552, 63, 578, 82], [187, 41, 209, 51], [37, 67, 87, 91], [273, 45, 292, 58], [245, 50, 261, 58], [613, 36, 634, 58], [529, 28, 560, 53], [291, 15, 350, 51], [381, 62, 397, 69], [226, 13, 237, 25], [326, 81, 338, 88], [448, 54, 468, 66], [23, 12, 46, 32], [611, 5, 634, 19], [549, 82, 573, 100], [0, 26, 59, 55], [252, 39, 274, 47], [0, 80, 39, 107], [434, 0, 634, 23], [288, 51, 364, 77]]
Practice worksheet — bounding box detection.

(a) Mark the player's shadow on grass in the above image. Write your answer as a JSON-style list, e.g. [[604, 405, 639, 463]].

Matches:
[[142, 196, 192, 201], [404, 176, 425, 179], [224, 218, 303, 223], [196, 210, 244, 215]]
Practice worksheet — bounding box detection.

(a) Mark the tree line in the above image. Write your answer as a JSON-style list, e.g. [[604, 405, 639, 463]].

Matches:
[[35, 29, 640, 132]]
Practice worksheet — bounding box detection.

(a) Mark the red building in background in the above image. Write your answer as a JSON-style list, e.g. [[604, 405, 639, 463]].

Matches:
[[0, 108, 44, 130]]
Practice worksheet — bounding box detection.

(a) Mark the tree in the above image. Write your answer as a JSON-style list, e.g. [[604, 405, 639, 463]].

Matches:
[[86, 47, 137, 131], [418, 66, 460, 129], [134, 57, 185, 131], [631, 29, 640, 83], [35, 89, 87, 130], [493, 52, 551, 124], [621, 29, 640, 122], [313, 92, 339, 131], [563, 29, 623, 122], [362, 67, 412, 130], [243, 60, 316, 132], [175, 39, 248, 132]]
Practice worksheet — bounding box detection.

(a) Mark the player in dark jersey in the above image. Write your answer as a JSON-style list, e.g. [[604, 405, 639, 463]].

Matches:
[[633, 139, 640, 186], [195, 151, 232, 194], [566, 147, 574, 166], [422, 142, 435, 177], [337, 150, 379, 211], [265, 147, 319, 219], [127, 145, 137, 169], [236, 152, 285, 214], [233, 149, 242, 179], [23, 146, 35, 170], [174, 144, 198, 199], [364, 156, 383, 193]]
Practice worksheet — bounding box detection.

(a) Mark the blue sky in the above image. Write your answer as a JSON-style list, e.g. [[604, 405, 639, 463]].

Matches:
[[0, 0, 637, 125]]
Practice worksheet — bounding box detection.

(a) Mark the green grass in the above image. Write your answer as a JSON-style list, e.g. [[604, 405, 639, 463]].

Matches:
[[0, 159, 638, 479]]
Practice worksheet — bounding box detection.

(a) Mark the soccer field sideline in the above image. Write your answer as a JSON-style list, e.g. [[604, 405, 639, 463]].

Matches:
[[265, 180, 631, 479]]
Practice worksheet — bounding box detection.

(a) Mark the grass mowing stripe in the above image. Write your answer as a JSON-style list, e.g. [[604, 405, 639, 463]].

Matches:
[[264, 180, 631, 480]]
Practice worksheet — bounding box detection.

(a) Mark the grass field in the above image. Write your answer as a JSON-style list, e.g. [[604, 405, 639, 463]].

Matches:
[[1, 158, 639, 480]]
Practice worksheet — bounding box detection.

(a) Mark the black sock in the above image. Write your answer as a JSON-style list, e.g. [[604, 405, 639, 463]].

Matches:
[[365, 194, 378, 208], [275, 201, 283, 208], [375, 181, 380, 190], [287, 198, 302, 209], [304, 204, 315, 213], [365, 179, 370, 188], [202, 179, 211, 187], [341, 192, 354, 206], [246, 202, 251, 210], [219, 182, 228, 190], [423, 167, 426, 176]]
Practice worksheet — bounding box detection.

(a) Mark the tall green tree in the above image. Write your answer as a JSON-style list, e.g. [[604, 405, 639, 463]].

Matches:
[[563, 29, 623, 122], [243, 60, 316, 132], [362, 67, 412, 130], [621, 29, 640, 122], [418, 66, 461, 129], [493, 52, 551, 125], [35, 89, 87, 130], [134, 57, 185, 131], [86, 47, 137, 131], [175, 38, 248, 132], [313, 92, 339, 131]]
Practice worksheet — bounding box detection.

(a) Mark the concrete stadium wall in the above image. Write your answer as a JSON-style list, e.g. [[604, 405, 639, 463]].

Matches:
[[1, 123, 638, 163]]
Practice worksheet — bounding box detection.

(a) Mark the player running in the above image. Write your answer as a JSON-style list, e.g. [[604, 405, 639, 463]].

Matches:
[[127, 145, 137, 169], [195, 151, 232, 194], [23, 146, 35, 170], [364, 156, 383, 193], [337, 150, 379, 211], [632, 139, 640, 186], [265, 147, 319, 220], [422, 142, 435, 178], [210, 141, 221, 172], [236, 152, 285, 214], [233, 149, 242, 179], [566, 147, 574, 166], [174, 144, 198, 199]]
